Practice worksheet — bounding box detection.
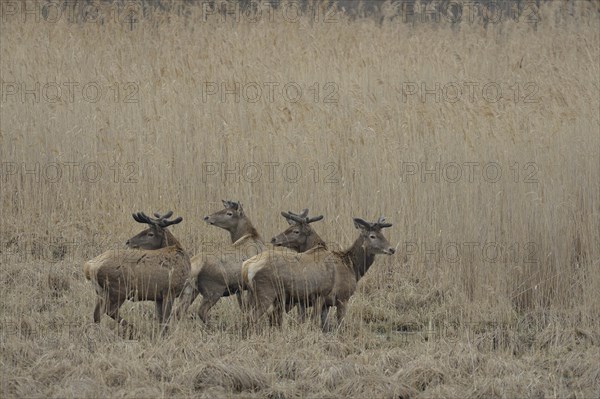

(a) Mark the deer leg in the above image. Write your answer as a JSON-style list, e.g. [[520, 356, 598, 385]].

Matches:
[[155, 299, 164, 324], [173, 280, 199, 319], [244, 289, 255, 313], [163, 298, 173, 322], [251, 303, 269, 334], [321, 305, 332, 331], [237, 291, 253, 314], [335, 301, 347, 328], [311, 296, 324, 325], [236, 291, 243, 309], [252, 288, 277, 326], [242, 286, 259, 334], [277, 300, 286, 326], [93, 296, 104, 323], [105, 298, 125, 323], [267, 300, 277, 326], [269, 300, 284, 327], [197, 293, 221, 324], [106, 298, 132, 339], [297, 289, 312, 323], [158, 298, 173, 336]]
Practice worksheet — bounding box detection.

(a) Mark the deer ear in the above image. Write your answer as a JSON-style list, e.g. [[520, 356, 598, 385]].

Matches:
[[223, 200, 240, 211], [353, 218, 369, 230], [236, 202, 244, 215]]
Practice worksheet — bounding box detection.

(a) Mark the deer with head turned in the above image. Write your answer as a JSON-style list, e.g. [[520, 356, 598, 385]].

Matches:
[[247, 209, 327, 324], [174, 200, 266, 323], [241, 208, 327, 288], [83, 211, 191, 335], [126, 211, 182, 249], [244, 217, 395, 330], [271, 209, 327, 252]]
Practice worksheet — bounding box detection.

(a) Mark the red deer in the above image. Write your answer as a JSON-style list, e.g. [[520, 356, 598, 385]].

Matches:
[[83, 212, 190, 335], [174, 200, 265, 323], [262, 209, 327, 324]]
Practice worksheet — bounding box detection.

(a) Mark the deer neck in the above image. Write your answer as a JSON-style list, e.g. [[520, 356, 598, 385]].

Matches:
[[343, 236, 376, 282], [163, 230, 184, 250], [230, 217, 262, 244], [304, 232, 327, 252]]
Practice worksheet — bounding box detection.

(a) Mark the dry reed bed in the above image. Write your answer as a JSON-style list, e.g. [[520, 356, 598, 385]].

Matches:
[[1, 1, 599, 397]]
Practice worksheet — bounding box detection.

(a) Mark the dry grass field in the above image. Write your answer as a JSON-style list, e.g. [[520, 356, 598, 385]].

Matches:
[[1, 0, 599, 397]]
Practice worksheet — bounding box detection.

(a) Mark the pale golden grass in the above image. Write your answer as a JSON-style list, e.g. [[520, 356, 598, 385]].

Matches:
[[1, 0, 599, 397]]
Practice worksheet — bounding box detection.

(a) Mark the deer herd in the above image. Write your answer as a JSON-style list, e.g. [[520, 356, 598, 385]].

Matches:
[[83, 201, 396, 337]]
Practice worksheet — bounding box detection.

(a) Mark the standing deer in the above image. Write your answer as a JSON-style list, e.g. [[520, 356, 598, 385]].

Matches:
[[244, 217, 395, 330], [83, 211, 191, 335], [174, 200, 265, 323], [260, 209, 327, 324]]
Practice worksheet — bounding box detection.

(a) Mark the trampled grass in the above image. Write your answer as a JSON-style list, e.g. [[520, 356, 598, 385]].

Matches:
[[1, 1, 599, 397]]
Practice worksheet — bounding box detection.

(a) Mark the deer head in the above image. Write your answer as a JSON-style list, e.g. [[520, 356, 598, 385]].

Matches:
[[126, 211, 183, 249], [353, 216, 395, 255], [271, 209, 325, 252]]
